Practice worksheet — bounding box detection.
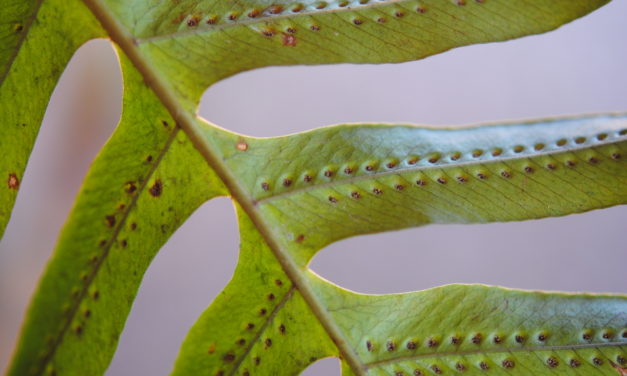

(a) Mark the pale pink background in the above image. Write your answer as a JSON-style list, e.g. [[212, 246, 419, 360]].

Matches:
[[1, 2, 626, 374]]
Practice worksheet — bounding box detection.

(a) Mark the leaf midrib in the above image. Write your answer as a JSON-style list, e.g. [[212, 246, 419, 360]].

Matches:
[[81, 0, 367, 374], [0, 0, 44, 87], [228, 286, 296, 376], [366, 340, 627, 368], [37, 127, 180, 373], [136, 0, 410, 44]]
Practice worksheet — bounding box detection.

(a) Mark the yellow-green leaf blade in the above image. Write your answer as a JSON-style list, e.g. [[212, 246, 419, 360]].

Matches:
[[172, 204, 337, 376], [0, 0, 104, 239], [309, 278, 627, 375], [204, 113, 627, 265], [7, 52, 226, 376], [102, 0, 610, 105]]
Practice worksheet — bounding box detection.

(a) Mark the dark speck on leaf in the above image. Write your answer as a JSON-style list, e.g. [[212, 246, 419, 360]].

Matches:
[[149, 180, 162, 197]]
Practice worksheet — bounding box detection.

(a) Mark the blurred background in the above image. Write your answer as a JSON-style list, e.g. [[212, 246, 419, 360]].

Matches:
[[1, 1, 626, 374]]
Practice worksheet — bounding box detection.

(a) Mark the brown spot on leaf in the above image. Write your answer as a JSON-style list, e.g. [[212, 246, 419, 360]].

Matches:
[[208, 344, 216, 354], [223, 353, 235, 362], [275, 279, 283, 286], [282, 33, 297, 46], [105, 215, 116, 227], [247, 323, 255, 330], [279, 324, 286, 334], [366, 340, 373, 351], [593, 357, 603, 366], [267, 4, 283, 14], [149, 180, 162, 197], [7, 173, 19, 190], [406, 341, 417, 350], [265, 338, 272, 347], [295, 234, 305, 243], [236, 140, 248, 151], [546, 357, 558, 368], [267, 293, 275, 300], [125, 181, 137, 194], [187, 17, 199, 26], [502, 359, 515, 369]]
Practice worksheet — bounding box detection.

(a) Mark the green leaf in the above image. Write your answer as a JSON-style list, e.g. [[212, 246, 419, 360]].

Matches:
[[172, 204, 337, 376], [309, 277, 627, 376], [101, 0, 609, 104], [0, 0, 104, 238], [7, 52, 226, 376], [202, 113, 627, 265], [6, 0, 626, 375]]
